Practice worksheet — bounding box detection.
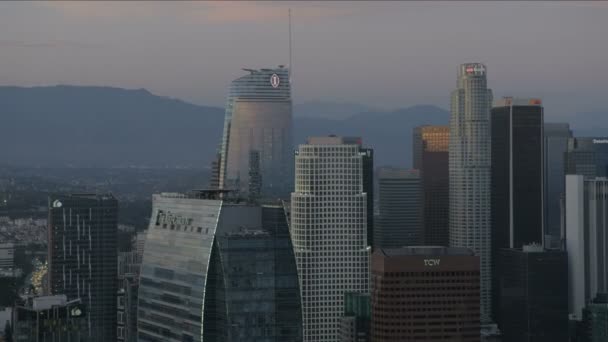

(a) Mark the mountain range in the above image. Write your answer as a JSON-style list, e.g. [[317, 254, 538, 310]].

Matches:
[[1, 86, 605, 169]]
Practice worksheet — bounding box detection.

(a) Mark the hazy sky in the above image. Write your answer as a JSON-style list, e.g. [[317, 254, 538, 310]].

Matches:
[[1, 1, 606, 119]]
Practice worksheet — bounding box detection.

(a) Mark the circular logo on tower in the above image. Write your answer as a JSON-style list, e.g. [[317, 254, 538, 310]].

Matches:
[[52, 200, 62, 208], [270, 74, 280, 88]]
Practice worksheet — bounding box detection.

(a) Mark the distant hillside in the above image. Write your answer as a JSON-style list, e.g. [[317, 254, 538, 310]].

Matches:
[[294, 101, 378, 120], [0, 86, 225, 167], [1, 86, 454, 168]]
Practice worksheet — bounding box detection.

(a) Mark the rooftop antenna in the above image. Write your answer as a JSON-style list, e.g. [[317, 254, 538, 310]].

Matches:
[[288, 8, 292, 83]]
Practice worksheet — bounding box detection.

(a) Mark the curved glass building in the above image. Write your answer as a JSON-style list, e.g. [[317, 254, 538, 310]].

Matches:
[[219, 67, 293, 199], [137, 192, 302, 342], [449, 63, 493, 323]]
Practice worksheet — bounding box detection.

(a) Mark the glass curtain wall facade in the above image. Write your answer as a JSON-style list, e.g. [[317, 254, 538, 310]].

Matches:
[[375, 168, 422, 248], [47, 193, 118, 342], [137, 192, 302, 342], [413, 125, 450, 246], [219, 67, 293, 199], [497, 246, 568, 342], [449, 63, 493, 323], [291, 136, 370, 342]]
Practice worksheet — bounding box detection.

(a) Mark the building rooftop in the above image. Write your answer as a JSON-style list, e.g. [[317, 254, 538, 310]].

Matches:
[[494, 97, 542, 107], [306, 136, 362, 146], [379, 246, 474, 257]]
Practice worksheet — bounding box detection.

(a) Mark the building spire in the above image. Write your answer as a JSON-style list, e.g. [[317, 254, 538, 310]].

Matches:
[[288, 8, 292, 83]]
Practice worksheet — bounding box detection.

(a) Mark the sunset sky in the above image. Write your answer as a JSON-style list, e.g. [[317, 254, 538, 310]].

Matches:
[[1, 1, 606, 119]]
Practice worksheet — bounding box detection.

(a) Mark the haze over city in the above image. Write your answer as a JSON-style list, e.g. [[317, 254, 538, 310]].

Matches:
[[1, 1, 607, 120]]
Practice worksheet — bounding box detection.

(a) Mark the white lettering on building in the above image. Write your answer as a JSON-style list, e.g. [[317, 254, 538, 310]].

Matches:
[[424, 259, 440, 266]]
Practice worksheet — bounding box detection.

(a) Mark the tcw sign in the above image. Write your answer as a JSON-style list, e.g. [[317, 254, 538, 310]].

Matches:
[[424, 259, 440, 266]]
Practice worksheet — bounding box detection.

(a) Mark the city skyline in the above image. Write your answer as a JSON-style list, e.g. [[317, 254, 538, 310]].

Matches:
[[0, 2, 606, 120]]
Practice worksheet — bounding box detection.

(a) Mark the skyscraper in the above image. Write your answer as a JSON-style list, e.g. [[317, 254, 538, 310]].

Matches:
[[47, 193, 118, 342], [371, 247, 480, 341], [413, 125, 449, 246], [544, 123, 572, 245], [491, 97, 544, 249], [375, 167, 422, 248], [218, 67, 293, 199], [137, 191, 302, 342], [565, 137, 608, 179], [490, 98, 545, 322], [565, 175, 608, 321], [291, 136, 370, 342], [497, 245, 568, 342], [449, 63, 493, 322]]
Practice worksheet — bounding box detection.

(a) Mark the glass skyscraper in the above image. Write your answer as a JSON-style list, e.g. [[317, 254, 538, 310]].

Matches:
[[413, 125, 449, 246], [449, 63, 493, 323], [218, 67, 293, 199], [137, 191, 302, 342], [47, 193, 118, 342], [291, 136, 371, 342]]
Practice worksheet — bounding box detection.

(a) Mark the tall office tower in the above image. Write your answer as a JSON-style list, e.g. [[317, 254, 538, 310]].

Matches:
[[544, 123, 572, 245], [413, 125, 450, 245], [339, 293, 371, 342], [371, 246, 480, 342], [48, 193, 118, 342], [12, 295, 87, 342], [218, 67, 293, 199], [449, 63, 493, 322], [565, 175, 608, 321], [137, 191, 302, 342], [566, 137, 608, 178], [291, 136, 371, 342], [375, 168, 422, 248], [582, 293, 608, 342], [497, 245, 568, 342], [491, 98, 544, 322], [491, 98, 544, 248]]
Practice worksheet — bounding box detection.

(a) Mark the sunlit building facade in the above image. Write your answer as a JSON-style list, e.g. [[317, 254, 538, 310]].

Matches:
[[219, 67, 293, 199]]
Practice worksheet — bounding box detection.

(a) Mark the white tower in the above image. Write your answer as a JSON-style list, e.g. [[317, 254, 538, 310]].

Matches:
[[291, 136, 370, 342]]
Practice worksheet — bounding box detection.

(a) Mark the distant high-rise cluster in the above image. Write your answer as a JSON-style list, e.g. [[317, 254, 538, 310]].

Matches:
[[34, 60, 608, 342]]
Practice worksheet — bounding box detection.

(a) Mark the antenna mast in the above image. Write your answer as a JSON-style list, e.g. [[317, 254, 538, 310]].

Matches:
[[288, 8, 292, 82]]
